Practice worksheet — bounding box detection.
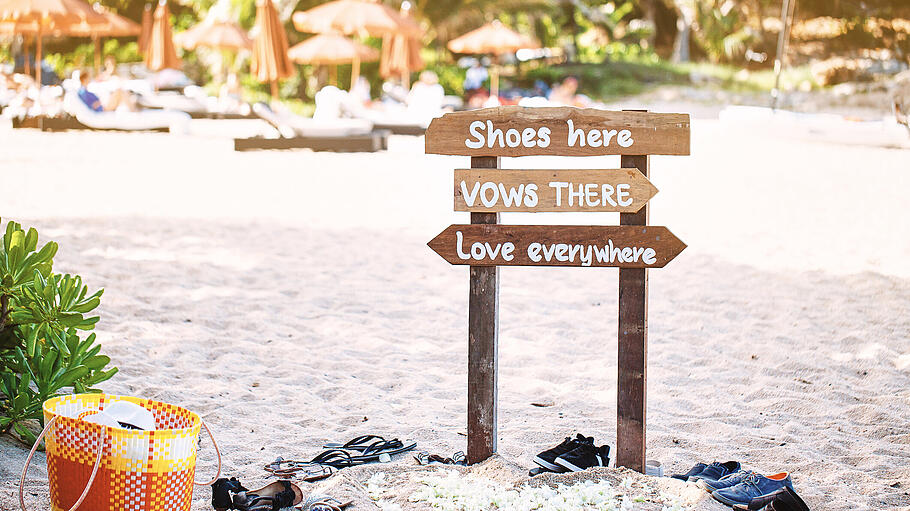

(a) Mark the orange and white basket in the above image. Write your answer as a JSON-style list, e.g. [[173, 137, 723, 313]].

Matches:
[[19, 394, 221, 511]]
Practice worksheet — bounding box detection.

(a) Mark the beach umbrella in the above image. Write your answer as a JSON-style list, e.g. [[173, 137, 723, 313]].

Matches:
[[144, 0, 181, 71], [0, 0, 106, 84], [291, 0, 420, 38], [67, 5, 141, 72], [138, 2, 152, 55], [447, 20, 538, 97], [250, 0, 293, 99], [174, 20, 251, 51], [175, 20, 251, 84], [288, 33, 378, 87], [379, 5, 422, 88]]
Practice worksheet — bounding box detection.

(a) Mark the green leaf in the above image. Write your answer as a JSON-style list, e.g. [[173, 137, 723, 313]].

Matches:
[[84, 355, 110, 371]]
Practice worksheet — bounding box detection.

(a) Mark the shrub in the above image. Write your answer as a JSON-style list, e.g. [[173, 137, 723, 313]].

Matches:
[[0, 218, 117, 444]]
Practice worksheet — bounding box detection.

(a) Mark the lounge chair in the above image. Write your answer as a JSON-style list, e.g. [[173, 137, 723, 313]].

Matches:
[[37, 91, 192, 133], [137, 86, 256, 120], [234, 103, 388, 152], [315, 86, 431, 136]]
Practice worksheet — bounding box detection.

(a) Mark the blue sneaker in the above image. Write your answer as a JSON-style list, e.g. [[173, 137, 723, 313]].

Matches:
[[701, 470, 754, 492], [670, 462, 707, 481], [712, 472, 794, 507], [688, 461, 741, 483]]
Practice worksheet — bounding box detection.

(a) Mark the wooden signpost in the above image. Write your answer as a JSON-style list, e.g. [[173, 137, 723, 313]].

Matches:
[[426, 106, 691, 472]]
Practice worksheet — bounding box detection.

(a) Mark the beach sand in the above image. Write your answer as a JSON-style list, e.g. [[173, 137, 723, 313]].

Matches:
[[1, 106, 909, 510]]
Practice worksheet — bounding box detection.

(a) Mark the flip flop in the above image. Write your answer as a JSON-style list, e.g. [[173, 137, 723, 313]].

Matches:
[[264, 457, 337, 482], [309, 441, 417, 468], [232, 480, 303, 511], [322, 435, 405, 455], [414, 451, 467, 466]]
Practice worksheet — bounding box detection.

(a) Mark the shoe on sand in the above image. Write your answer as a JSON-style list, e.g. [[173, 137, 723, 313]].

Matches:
[[533, 434, 593, 472], [554, 443, 610, 472], [712, 472, 793, 507], [212, 477, 247, 511], [232, 480, 303, 511], [689, 461, 741, 483], [733, 487, 810, 511], [670, 462, 707, 481]]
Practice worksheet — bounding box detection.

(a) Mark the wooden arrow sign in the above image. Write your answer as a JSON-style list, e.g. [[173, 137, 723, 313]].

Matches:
[[428, 225, 686, 268], [425, 106, 690, 157], [454, 168, 657, 213]]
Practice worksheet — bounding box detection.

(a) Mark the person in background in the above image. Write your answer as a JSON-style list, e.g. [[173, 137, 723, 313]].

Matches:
[[464, 59, 488, 95], [548, 76, 580, 106], [407, 70, 444, 114], [77, 70, 136, 112], [350, 76, 372, 106], [97, 55, 120, 81]]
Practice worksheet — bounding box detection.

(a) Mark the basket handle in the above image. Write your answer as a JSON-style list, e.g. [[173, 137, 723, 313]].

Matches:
[[19, 415, 107, 511], [194, 419, 222, 486]]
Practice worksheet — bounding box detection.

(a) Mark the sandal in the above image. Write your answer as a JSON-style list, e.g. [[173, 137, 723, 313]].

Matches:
[[264, 457, 336, 482], [322, 435, 406, 456], [309, 441, 417, 468], [232, 480, 303, 511], [212, 477, 248, 511], [299, 495, 353, 511], [414, 451, 467, 466]]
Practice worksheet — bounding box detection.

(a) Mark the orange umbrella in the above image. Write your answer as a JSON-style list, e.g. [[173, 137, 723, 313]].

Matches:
[[288, 33, 378, 87], [250, 0, 293, 98], [447, 20, 538, 97], [144, 0, 180, 71], [0, 0, 106, 84], [291, 0, 419, 37], [138, 3, 152, 55], [379, 7, 422, 87], [175, 20, 251, 51]]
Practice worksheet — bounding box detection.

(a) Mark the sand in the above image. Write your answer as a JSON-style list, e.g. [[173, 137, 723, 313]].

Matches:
[[1, 103, 909, 511]]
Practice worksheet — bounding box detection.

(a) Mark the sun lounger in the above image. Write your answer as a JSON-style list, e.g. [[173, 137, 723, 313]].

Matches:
[[314, 86, 430, 136], [12, 114, 169, 132], [234, 103, 388, 152], [49, 92, 192, 133], [137, 89, 256, 120]]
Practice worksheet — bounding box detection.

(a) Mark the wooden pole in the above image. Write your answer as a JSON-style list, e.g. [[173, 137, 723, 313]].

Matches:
[[467, 155, 500, 464], [270, 80, 278, 99], [23, 36, 31, 77], [490, 65, 499, 98], [330, 65, 337, 87], [616, 109, 649, 473], [35, 25, 42, 86], [93, 36, 102, 74], [771, 0, 796, 110], [351, 53, 360, 91]]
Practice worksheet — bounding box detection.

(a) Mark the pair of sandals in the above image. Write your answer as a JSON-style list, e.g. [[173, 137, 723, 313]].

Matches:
[[264, 435, 417, 480], [212, 478, 350, 511], [734, 487, 810, 511]]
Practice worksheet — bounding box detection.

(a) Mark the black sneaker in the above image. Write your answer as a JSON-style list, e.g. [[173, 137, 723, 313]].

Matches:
[[533, 434, 594, 472], [554, 443, 610, 472]]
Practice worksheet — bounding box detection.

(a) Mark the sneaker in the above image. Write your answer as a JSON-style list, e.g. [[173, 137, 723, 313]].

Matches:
[[689, 461, 741, 483], [554, 443, 610, 472], [732, 486, 810, 511], [533, 434, 593, 472], [670, 462, 707, 481], [701, 470, 753, 493], [712, 472, 794, 507]]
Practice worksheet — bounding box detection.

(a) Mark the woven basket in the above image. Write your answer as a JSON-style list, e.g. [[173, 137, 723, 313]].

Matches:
[[19, 394, 220, 511]]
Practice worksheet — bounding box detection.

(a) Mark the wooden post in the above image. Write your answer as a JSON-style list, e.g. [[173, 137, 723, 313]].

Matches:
[[35, 26, 42, 86], [617, 109, 649, 473], [467, 155, 500, 464]]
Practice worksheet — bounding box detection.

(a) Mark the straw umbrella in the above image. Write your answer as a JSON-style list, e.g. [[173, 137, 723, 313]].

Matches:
[[0, 0, 106, 84], [138, 3, 152, 55], [144, 0, 181, 71], [379, 5, 422, 88], [67, 5, 141, 72], [288, 33, 378, 87], [175, 20, 251, 84], [250, 0, 293, 99], [292, 0, 420, 90], [447, 20, 538, 97]]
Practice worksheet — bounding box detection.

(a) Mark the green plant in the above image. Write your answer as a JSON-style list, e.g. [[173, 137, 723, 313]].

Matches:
[[0, 218, 117, 444]]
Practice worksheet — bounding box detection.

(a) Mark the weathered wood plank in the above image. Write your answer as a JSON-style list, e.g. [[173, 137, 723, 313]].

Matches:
[[428, 224, 685, 268], [425, 106, 690, 157], [454, 168, 657, 213], [467, 156, 500, 465], [617, 152, 649, 473]]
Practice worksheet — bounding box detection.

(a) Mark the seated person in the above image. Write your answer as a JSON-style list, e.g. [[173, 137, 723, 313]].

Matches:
[[406, 71, 444, 114], [77, 70, 137, 112]]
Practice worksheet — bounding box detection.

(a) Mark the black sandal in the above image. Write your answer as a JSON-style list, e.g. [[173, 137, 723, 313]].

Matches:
[[264, 457, 336, 482], [212, 478, 248, 511], [322, 435, 404, 455], [232, 481, 303, 511]]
